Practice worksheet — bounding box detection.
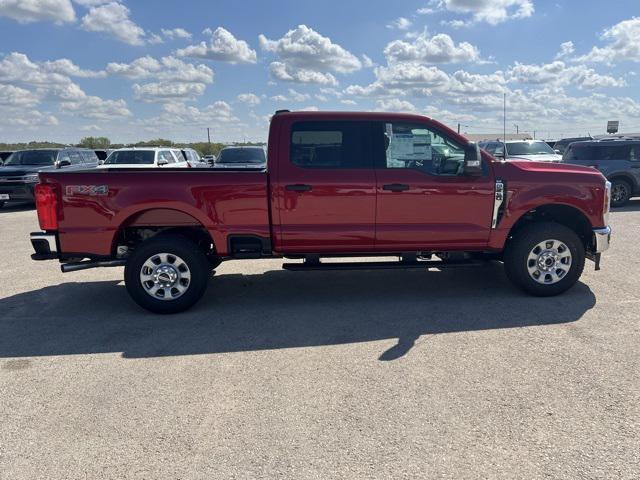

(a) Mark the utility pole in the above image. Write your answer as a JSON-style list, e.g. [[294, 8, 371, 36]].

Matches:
[[457, 123, 461, 134], [503, 93, 506, 142], [513, 124, 519, 134], [207, 128, 211, 144]]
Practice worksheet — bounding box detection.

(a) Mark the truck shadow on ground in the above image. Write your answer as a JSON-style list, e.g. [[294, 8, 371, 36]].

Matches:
[[0, 263, 596, 361]]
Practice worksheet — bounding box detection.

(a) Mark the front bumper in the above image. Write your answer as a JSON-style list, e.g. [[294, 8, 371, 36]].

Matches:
[[593, 226, 611, 253], [30, 232, 58, 260], [0, 183, 35, 202], [589, 226, 611, 271]]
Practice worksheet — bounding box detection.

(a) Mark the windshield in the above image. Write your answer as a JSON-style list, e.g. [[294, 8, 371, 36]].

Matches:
[[5, 150, 57, 166], [217, 148, 265, 164], [507, 141, 555, 156], [105, 150, 155, 165]]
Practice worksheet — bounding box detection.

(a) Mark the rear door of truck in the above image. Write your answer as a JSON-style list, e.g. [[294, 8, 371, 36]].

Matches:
[[271, 116, 377, 253]]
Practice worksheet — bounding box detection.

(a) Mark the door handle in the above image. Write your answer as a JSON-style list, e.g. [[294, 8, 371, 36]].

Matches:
[[383, 183, 410, 192], [285, 184, 313, 192]]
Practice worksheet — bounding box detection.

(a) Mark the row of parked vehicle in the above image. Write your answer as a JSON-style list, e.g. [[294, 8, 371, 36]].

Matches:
[[478, 137, 640, 206], [0, 145, 267, 208]]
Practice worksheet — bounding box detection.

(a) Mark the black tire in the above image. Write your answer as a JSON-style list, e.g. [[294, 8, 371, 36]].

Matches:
[[124, 235, 210, 314], [0, 201, 4, 209], [610, 179, 632, 208], [504, 222, 585, 297]]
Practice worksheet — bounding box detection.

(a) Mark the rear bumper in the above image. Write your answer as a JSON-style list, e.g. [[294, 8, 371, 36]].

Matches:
[[30, 232, 58, 260], [593, 226, 611, 253]]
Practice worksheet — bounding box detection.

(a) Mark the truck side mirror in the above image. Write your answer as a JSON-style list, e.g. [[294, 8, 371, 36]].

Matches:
[[56, 159, 71, 169], [157, 158, 169, 166], [464, 143, 483, 176]]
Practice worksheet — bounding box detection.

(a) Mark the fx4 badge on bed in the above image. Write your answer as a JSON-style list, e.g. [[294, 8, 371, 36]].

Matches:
[[66, 185, 109, 196]]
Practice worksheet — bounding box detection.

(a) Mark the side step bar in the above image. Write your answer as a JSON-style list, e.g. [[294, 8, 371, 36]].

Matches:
[[282, 260, 485, 272], [61, 259, 126, 273]]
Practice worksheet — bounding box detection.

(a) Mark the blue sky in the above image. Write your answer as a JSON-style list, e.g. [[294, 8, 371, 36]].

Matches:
[[0, 0, 639, 143]]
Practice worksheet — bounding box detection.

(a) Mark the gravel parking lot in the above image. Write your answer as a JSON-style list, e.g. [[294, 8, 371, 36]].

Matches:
[[1, 202, 639, 479]]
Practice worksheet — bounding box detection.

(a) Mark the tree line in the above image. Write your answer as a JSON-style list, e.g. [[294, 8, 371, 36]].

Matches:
[[0, 137, 265, 157]]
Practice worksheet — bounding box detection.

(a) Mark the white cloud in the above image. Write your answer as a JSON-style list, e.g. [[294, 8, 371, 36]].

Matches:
[[0, 51, 130, 121], [270, 88, 311, 103], [43, 58, 105, 78], [133, 82, 207, 103], [375, 99, 417, 112], [387, 17, 413, 30], [0, 0, 75, 23], [575, 17, 640, 63], [259, 25, 362, 85], [555, 41, 575, 59], [384, 32, 481, 64], [237, 93, 261, 105], [176, 27, 257, 63], [507, 61, 626, 89], [434, 0, 534, 26], [61, 93, 131, 119], [268, 61, 338, 86], [0, 84, 40, 107], [340, 99, 357, 105], [81, 2, 146, 46], [107, 56, 214, 103], [161, 27, 192, 40]]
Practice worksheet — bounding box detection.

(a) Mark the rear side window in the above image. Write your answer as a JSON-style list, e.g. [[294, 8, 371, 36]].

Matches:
[[291, 121, 371, 169], [593, 145, 631, 161]]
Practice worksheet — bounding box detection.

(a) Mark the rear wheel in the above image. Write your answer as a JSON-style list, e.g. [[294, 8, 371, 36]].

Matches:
[[124, 235, 210, 314], [504, 222, 585, 297], [610, 179, 632, 207], [0, 201, 4, 209]]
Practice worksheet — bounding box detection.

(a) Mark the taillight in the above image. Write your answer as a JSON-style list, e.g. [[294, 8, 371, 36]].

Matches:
[[35, 183, 58, 231]]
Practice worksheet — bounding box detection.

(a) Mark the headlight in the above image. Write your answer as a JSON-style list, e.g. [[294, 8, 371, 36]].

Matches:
[[22, 174, 40, 183], [603, 181, 611, 225]]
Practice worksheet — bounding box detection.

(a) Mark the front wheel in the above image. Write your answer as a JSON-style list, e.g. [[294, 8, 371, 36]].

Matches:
[[124, 235, 210, 314], [504, 222, 585, 297]]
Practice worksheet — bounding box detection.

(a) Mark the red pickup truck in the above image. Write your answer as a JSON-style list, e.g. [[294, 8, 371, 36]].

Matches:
[[30, 111, 612, 313]]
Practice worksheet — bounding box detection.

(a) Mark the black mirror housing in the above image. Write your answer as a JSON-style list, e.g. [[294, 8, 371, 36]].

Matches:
[[56, 159, 71, 169], [464, 143, 484, 176]]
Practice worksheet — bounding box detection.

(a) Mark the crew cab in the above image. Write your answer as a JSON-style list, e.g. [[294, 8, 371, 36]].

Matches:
[[30, 111, 612, 313]]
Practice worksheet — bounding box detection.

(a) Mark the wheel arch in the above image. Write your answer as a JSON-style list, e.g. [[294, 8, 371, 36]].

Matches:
[[609, 173, 637, 191], [111, 207, 218, 258], [506, 203, 594, 251]]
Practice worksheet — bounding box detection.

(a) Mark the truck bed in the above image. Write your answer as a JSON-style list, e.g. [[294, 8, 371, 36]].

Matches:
[[38, 169, 271, 257]]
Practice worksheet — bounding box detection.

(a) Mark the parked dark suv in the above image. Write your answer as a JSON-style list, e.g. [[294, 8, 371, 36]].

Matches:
[[553, 136, 593, 155], [0, 148, 99, 207], [561, 140, 640, 207]]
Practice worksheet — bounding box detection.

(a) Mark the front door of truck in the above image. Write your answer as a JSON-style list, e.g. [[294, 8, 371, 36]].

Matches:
[[373, 120, 495, 251], [274, 120, 377, 253]]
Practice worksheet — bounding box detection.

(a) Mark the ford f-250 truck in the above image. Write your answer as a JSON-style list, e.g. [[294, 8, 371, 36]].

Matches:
[[29, 111, 612, 313]]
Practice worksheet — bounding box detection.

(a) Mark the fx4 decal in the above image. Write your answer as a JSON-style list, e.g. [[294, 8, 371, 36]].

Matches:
[[66, 185, 109, 196]]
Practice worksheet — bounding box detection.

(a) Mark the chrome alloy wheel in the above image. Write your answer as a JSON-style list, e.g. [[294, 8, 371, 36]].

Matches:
[[139, 253, 191, 301], [611, 182, 629, 204], [527, 239, 572, 285]]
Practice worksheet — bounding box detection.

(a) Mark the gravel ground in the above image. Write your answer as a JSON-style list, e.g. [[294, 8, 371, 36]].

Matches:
[[0, 201, 639, 479]]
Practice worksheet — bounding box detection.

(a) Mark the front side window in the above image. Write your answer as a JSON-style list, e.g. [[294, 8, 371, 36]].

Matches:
[[69, 151, 83, 165], [290, 121, 369, 169], [563, 145, 593, 161], [380, 122, 466, 176], [159, 151, 176, 163]]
